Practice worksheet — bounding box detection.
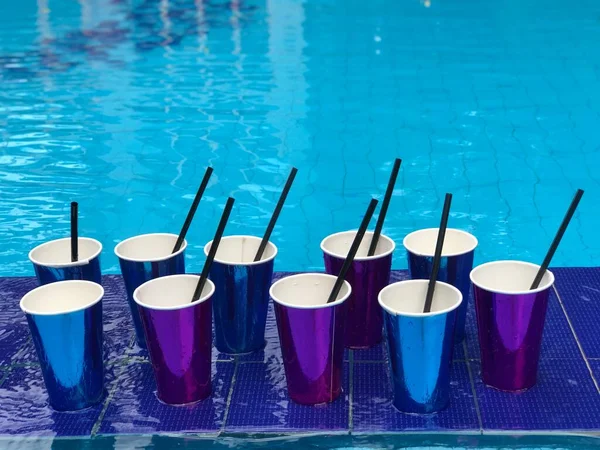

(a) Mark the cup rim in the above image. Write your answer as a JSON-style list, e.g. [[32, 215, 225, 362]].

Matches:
[[403, 228, 478, 257], [320, 230, 396, 261], [269, 272, 352, 309], [114, 233, 187, 263], [28, 237, 103, 268], [133, 274, 215, 311], [378, 279, 463, 318], [470, 260, 555, 295], [203, 235, 278, 266], [20, 280, 104, 316]]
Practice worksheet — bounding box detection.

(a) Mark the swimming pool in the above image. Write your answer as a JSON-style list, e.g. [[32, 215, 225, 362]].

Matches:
[[1, 0, 599, 276]]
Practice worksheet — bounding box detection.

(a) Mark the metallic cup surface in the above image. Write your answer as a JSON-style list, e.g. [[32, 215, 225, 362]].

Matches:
[[321, 230, 394, 348], [29, 237, 103, 286], [204, 235, 277, 354], [403, 228, 477, 342], [379, 279, 462, 414], [470, 261, 555, 392], [115, 233, 186, 349], [270, 273, 351, 405], [20, 280, 105, 411], [134, 274, 214, 405]]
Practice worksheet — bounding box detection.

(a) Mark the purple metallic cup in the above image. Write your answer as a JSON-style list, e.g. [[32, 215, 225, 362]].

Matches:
[[133, 274, 214, 405], [470, 261, 555, 392], [270, 273, 351, 405], [321, 230, 395, 349]]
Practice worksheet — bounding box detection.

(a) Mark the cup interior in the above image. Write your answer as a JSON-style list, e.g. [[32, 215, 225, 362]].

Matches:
[[378, 279, 462, 317], [134, 275, 214, 310], [204, 235, 277, 265], [20, 281, 104, 316], [321, 230, 395, 260], [270, 273, 351, 309], [403, 228, 477, 257], [29, 238, 102, 267], [114, 233, 185, 262], [470, 260, 554, 294]]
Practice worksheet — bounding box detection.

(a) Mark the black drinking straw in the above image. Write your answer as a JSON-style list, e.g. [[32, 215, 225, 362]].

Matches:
[[254, 167, 298, 262], [423, 193, 453, 313], [192, 197, 235, 302], [173, 167, 214, 253], [530, 188, 584, 290], [326, 198, 379, 304], [70, 202, 78, 262], [368, 158, 402, 256]]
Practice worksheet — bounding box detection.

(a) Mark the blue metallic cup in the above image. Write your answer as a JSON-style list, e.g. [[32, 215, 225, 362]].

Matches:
[[379, 279, 463, 414], [29, 237, 103, 286], [403, 228, 477, 342], [20, 280, 105, 411], [204, 235, 277, 354], [114, 233, 187, 349]]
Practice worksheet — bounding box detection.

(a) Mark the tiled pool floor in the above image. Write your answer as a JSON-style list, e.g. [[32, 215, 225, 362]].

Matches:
[[1, 269, 600, 437]]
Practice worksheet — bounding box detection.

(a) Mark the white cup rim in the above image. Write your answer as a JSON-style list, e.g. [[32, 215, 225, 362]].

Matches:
[[320, 230, 396, 261], [378, 279, 463, 318], [29, 237, 103, 268], [20, 280, 104, 316], [203, 235, 278, 266], [133, 274, 215, 311], [470, 260, 555, 295], [270, 273, 352, 309], [114, 233, 187, 263], [403, 228, 478, 257]]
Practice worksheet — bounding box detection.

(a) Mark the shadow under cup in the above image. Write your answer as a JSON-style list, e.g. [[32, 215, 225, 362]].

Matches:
[[29, 237, 103, 285], [379, 280, 462, 414], [134, 275, 214, 405], [205, 235, 277, 355], [470, 261, 555, 392], [115, 233, 187, 349], [321, 230, 394, 348], [270, 273, 351, 405], [20, 281, 105, 411], [403, 228, 477, 343]]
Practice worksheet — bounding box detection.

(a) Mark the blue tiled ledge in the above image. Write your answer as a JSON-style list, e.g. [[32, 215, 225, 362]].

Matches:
[[0, 269, 600, 437]]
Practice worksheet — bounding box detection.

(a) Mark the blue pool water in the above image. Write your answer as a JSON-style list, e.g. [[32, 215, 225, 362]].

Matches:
[[1, 0, 600, 276]]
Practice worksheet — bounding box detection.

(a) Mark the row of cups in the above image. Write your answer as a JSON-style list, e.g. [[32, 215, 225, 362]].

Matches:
[[20, 227, 555, 414]]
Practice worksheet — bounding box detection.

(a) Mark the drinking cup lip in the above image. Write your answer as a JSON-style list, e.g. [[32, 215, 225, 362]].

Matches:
[[470, 260, 555, 295], [29, 237, 103, 268], [133, 274, 215, 311], [203, 235, 278, 266], [378, 279, 463, 318], [403, 228, 478, 257], [20, 280, 104, 316], [114, 233, 187, 263], [269, 273, 352, 309], [320, 230, 395, 261]]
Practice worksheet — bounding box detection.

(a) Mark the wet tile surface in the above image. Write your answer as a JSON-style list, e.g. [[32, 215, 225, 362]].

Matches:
[[0, 270, 599, 437], [353, 361, 480, 432], [98, 362, 233, 434]]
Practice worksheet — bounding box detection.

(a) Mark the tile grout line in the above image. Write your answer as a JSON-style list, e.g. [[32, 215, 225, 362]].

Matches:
[[90, 359, 132, 436], [552, 285, 600, 394], [462, 340, 484, 433], [220, 357, 240, 435], [348, 350, 354, 433]]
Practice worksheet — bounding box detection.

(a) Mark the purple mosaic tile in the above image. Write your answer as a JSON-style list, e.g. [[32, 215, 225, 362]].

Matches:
[[225, 362, 350, 432], [553, 267, 600, 358], [97, 361, 233, 435], [0, 364, 118, 437], [473, 358, 600, 430], [589, 360, 600, 386], [465, 285, 580, 360], [352, 362, 479, 432], [0, 278, 36, 367]]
